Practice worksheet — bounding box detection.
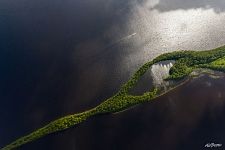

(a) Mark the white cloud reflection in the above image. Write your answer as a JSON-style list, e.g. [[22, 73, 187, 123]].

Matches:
[[118, 0, 225, 75]]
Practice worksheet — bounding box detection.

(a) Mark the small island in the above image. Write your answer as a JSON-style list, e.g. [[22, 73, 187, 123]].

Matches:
[[2, 45, 225, 150]]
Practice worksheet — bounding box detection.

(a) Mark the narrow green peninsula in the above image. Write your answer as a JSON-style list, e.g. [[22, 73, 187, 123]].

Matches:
[[2, 45, 225, 150]]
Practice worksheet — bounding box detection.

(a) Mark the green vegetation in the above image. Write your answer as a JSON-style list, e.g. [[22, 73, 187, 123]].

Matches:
[[2, 45, 225, 150], [153, 45, 225, 79], [199, 56, 225, 72]]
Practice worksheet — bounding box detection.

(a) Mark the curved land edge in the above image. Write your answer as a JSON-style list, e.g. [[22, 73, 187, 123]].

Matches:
[[2, 45, 225, 150]]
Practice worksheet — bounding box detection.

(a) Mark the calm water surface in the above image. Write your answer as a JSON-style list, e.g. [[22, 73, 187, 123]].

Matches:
[[1, 0, 225, 149]]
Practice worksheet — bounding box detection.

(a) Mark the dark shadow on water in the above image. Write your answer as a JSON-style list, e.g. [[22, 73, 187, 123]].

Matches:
[[0, 0, 139, 148], [129, 68, 154, 95], [73, 75, 225, 150], [1, 0, 225, 149]]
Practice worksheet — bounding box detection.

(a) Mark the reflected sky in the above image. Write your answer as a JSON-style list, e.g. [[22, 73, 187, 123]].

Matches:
[[151, 60, 173, 88], [119, 0, 225, 76], [1, 0, 225, 149], [150, 0, 225, 13]]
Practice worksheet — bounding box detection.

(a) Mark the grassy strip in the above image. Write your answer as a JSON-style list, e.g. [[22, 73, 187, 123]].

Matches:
[[1, 60, 157, 150], [2, 45, 225, 150]]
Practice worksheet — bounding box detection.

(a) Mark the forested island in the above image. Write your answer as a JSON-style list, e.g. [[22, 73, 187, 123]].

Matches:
[[2, 45, 225, 150]]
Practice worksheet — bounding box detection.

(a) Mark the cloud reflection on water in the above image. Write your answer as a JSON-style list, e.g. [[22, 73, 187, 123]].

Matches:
[[120, 0, 225, 77], [1, 0, 225, 149], [150, 0, 225, 13]]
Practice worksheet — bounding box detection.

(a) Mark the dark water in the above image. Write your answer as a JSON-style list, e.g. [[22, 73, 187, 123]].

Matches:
[[1, 0, 225, 149], [75, 75, 225, 150]]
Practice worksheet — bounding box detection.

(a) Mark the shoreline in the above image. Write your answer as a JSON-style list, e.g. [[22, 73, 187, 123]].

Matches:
[[2, 45, 225, 150]]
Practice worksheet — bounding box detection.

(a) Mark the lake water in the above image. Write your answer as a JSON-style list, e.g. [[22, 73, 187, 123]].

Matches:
[[1, 0, 225, 149]]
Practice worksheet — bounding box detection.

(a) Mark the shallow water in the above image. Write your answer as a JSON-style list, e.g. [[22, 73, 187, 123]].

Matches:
[[1, 0, 225, 149]]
